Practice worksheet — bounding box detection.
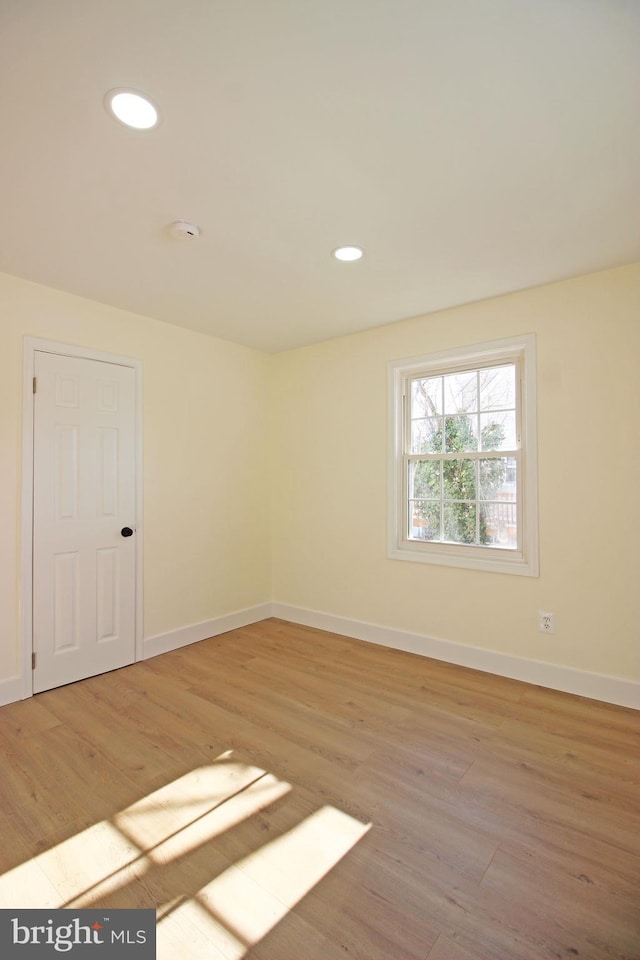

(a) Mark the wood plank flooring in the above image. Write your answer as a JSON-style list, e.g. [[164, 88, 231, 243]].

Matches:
[[0, 618, 638, 959]]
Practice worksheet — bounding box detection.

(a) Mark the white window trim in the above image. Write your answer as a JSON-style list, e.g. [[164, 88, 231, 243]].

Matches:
[[388, 333, 539, 576]]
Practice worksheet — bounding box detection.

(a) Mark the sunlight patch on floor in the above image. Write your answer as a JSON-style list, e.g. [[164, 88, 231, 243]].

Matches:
[[0, 755, 290, 909], [157, 806, 371, 959], [115, 765, 290, 866], [35, 818, 142, 905], [233, 805, 370, 909], [0, 855, 62, 909], [1, 752, 371, 959]]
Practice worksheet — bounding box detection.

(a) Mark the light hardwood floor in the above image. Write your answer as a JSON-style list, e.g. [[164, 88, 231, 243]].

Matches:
[[0, 619, 638, 960]]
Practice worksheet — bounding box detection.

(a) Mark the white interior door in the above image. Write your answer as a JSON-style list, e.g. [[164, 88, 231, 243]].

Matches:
[[32, 351, 138, 693]]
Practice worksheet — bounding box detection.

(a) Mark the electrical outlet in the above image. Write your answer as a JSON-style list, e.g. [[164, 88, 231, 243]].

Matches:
[[538, 611, 555, 634]]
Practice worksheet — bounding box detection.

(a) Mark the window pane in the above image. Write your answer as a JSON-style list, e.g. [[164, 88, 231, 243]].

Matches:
[[409, 501, 441, 540], [411, 376, 442, 417], [480, 502, 518, 548], [478, 457, 517, 502], [480, 411, 516, 451], [444, 415, 477, 452], [410, 460, 440, 499], [479, 365, 516, 411], [443, 459, 476, 500], [444, 372, 477, 414], [411, 417, 442, 453], [443, 503, 477, 543]]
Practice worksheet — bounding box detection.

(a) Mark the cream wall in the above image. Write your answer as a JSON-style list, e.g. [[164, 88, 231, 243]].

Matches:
[[0, 272, 271, 684], [270, 264, 640, 683], [2, 264, 638, 699]]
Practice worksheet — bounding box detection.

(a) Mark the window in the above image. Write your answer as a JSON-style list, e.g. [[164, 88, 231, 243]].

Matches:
[[388, 334, 538, 575]]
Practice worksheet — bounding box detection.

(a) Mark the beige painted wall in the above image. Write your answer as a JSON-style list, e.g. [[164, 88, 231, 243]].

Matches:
[[270, 264, 640, 681], [0, 272, 271, 682]]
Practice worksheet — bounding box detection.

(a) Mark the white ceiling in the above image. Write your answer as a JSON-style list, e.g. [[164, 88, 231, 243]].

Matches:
[[0, 0, 638, 352]]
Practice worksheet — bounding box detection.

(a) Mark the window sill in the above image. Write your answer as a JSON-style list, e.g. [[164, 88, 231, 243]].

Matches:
[[389, 541, 539, 576]]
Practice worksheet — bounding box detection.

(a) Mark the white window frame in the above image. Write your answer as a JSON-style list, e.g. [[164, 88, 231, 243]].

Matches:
[[388, 333, 538, 576]]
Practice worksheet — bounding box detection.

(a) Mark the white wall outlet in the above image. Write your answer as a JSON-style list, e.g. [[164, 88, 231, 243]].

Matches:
[[538, 611, 556, 634]]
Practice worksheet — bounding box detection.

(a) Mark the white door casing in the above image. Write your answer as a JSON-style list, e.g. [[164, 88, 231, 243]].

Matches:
[[21, 339, 143, 697]]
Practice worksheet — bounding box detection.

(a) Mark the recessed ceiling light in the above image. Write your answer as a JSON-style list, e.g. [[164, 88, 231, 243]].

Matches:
[[332, 245, 364, 262], [105, 88, 160, 129]]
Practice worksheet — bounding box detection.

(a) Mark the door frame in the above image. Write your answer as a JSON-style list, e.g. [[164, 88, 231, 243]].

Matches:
[[20, 337, 144, 699]]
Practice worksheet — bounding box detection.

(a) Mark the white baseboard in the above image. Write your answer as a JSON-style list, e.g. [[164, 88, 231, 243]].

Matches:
[[270, 603, 640, 710], [0, 605, 272, 707], [142, 603, 273, 660], [0, 675, 26, 707], [3, 601, 636, 711]]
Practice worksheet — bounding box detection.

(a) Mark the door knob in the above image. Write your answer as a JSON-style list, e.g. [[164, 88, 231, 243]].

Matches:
[[121, 527, 134, 537]]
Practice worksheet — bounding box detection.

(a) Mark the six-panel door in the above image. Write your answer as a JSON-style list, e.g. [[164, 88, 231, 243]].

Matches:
[[32, 351, 137, 693]]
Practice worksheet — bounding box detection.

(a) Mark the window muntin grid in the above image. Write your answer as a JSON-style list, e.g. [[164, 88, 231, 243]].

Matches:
[[404, 362, 521, 550]]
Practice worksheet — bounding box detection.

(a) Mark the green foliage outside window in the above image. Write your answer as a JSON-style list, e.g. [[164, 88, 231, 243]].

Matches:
[[414, 417, 506, 544]]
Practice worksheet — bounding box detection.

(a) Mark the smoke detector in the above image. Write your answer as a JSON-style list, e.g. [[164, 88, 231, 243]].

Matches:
[[168, 220, 201, 240]]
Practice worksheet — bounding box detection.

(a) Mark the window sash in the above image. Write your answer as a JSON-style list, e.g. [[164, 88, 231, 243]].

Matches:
[[403, 450, 522, 550], [404, 359, 521, 455]]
